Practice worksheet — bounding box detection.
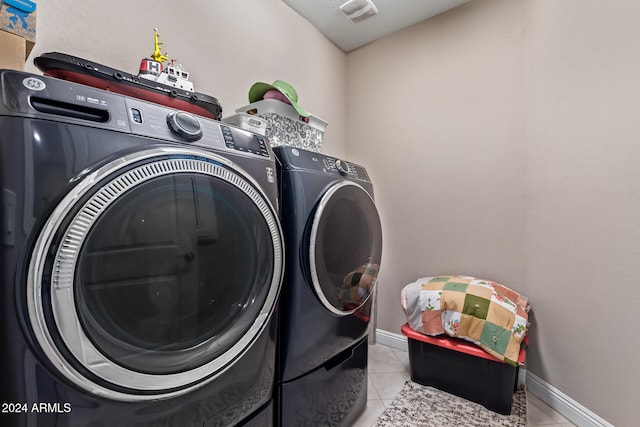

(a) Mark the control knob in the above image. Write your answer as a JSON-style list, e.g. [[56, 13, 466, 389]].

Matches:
[[335, 159, 349, 175], [167, 111, 203, 141]]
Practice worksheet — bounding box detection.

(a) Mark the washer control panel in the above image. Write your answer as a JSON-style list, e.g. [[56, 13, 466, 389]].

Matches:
[[123, 100, 271, 158], [0, 70, 274, 160], [220, 124, 270, 157]]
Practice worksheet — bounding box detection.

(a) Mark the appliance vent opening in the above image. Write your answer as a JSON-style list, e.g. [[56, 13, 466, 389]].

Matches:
[[340, 0, 378, 23], [30, 97, 110, 123]]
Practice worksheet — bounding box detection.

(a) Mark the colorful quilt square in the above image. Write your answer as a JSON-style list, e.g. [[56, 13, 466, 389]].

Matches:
[[441, 310, 462, 336], [469, 278, 493, 287], [462, 294, 490, 319], [480, 322, 511, 356], [493, 283, 529, 309], [490, 293, 517, 312], [447, 276, 472, 284], [505, 339, 522, 365], [466, 284, 493, 299], [419, 289, 441, 311], [422, 280, 446, 291], [512, 314, 528, 340], [456, 314, 485, 341], [421, 309, 444, 335], [486, 303, 515, 329], [440, 290, 466, 312], [443, 281, 468, 293]]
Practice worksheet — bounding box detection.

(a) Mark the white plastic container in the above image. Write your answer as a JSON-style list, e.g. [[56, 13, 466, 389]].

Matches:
[[222, 113, 267, 136], [235, 99, 327, 152]]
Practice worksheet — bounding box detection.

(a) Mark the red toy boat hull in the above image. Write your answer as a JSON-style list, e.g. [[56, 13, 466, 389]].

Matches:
[[34, 52, 222, 120]]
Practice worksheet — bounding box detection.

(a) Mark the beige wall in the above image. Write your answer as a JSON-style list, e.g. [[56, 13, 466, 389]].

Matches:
[[25, 0, 348, 157], [348, 0, 640, 425], [525, 0, 640, 424], [347, 0, 527, 336]]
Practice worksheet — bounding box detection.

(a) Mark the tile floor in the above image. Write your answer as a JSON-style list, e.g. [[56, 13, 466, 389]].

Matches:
[[352, 343, 575, 426]]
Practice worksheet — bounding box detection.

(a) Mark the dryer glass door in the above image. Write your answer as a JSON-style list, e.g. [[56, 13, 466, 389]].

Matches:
[[309, 182, 382, 316], [27, 148, 283, 401]]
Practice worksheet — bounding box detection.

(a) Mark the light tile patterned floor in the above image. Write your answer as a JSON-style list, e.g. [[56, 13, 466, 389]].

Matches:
[[352, 343, 575, 426]]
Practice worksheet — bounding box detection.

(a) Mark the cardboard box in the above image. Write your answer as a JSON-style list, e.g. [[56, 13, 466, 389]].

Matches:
[[0, 30, 28, 69], [0, 0, 36, 70]]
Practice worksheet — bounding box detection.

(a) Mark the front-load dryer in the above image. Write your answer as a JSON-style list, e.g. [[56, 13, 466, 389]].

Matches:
[[273, 146, 382, 426], [0, 70, 283, 426]]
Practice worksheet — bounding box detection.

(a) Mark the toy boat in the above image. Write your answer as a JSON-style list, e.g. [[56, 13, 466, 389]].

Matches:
[[34, 29, 222, 120]]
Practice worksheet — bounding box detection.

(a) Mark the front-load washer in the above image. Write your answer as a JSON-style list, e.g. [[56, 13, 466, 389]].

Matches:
[[273, 146, 383, 426], [0, 70, 283, 426]]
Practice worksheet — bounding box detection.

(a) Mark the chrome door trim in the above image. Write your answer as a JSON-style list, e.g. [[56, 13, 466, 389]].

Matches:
[[308, 181, 379, 316], [26, 146, 283, 401]]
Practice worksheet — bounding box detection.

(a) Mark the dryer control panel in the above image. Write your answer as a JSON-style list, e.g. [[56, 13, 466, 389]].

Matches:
[[274, 146, 371, 183]]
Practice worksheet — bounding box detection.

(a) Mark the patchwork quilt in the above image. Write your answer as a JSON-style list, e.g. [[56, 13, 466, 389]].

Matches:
[[401, 275, 530, 366]]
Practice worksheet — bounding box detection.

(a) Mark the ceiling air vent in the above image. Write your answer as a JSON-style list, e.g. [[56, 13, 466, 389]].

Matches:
[[340, 0, 378, 23]]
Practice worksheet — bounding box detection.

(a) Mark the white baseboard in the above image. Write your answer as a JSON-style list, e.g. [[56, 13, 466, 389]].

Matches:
[[374, 328, 408, 351], [526, 372, 613, 427], [374, 329, 613, 427]]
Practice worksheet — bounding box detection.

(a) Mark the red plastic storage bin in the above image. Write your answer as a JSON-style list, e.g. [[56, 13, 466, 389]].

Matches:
[[401, 323, 527, 415]]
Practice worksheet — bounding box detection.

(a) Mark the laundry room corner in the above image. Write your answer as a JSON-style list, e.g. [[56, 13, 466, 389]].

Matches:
[[345, 0, 527, 342], [345, 0, 640, 426]]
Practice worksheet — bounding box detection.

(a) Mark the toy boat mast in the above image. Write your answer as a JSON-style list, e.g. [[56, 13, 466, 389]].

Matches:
[[151, 28, 168, 63], [138, 28, 195, 92]]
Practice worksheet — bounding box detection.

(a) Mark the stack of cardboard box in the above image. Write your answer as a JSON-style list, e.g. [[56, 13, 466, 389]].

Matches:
[[0, 0, 36, 70]]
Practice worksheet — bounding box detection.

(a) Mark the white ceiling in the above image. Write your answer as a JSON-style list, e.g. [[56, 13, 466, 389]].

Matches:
[[282, 0, 472, 52]]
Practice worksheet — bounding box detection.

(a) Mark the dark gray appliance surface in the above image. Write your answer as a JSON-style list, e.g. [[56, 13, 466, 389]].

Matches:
[[274, 145, 382, 426], [0, 70, 282, 427]]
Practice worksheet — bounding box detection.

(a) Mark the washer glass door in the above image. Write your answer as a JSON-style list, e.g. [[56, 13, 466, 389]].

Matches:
[[27, 147, 283, 400], [309, 182, 382, 316]]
